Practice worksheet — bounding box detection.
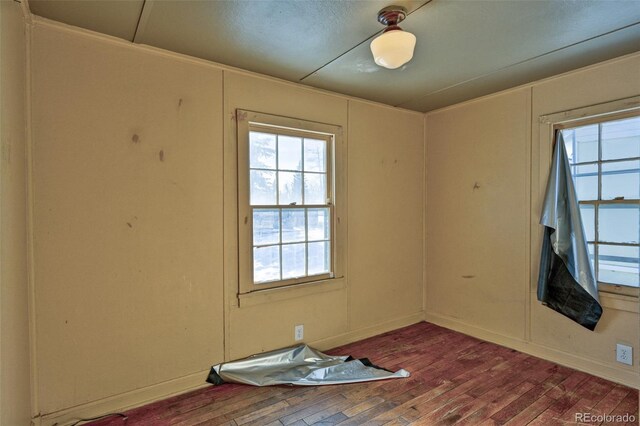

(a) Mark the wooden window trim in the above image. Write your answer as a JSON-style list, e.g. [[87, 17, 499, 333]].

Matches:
[[236, 110, 346, 295]]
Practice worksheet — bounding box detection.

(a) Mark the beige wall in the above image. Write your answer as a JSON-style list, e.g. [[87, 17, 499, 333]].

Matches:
[[0, 1, 31, 424], [31, 24, 225, 416], [425, 53, 640, 388], [425, 88, 531, 340], [29, 21, 424, 423], [347, 101, 424, 330]]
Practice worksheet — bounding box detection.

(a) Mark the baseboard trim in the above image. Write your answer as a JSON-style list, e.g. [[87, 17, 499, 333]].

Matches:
[[424, 312, 639, 390], [38, 369, 210, 426], [312, 311, 425, 352], [37, 312, 426, 425]]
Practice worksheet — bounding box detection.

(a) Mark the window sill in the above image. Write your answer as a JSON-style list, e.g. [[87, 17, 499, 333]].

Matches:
[[599, 291, 638, 314], [237, 277, 346, 308]]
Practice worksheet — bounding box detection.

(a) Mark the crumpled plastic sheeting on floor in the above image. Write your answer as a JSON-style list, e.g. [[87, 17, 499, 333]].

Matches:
[[206, 344, 410, 386]]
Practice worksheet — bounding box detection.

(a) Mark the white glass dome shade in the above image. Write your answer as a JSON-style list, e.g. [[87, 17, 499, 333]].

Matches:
[[370, 28, 417, 69]]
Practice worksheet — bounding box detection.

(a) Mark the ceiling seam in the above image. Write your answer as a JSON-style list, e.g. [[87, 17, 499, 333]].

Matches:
[[394, 20, 640, 109], [132, 0, 153, 43], [299, 0, 434, 82]]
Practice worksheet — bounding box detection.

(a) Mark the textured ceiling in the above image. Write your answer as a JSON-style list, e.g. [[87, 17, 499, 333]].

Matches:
[[29, 0, 640, 113]]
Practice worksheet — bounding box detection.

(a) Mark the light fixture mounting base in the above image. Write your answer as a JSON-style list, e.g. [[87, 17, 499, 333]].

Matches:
[[377, 6, 408, 26]]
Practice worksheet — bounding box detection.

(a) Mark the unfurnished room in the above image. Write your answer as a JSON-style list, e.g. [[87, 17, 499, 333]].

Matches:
[[1, 0, 639, 425]]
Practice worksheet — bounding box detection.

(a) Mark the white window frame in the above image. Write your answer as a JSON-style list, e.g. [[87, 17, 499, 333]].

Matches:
[[236, 110, 345, 294], [539, 96, 640, 299]]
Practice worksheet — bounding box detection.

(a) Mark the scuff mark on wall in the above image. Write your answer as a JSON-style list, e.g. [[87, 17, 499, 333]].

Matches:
[[473, 182, 480, 191], [159, 150, 164, 162], [2, 140, 11, 164], [462, 275, 475, 279], [126, 216, 138, 229], [131, 134, 140, 144], [380, 158, 400, 168]]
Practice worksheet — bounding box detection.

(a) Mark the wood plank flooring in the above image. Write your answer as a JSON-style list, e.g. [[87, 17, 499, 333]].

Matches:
[[88, 322, 638, 426]]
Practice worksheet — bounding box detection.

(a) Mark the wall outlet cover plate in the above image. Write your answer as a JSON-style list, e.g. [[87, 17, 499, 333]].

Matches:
[[294, 324, 304, 341], [616, 343, 633, 366]]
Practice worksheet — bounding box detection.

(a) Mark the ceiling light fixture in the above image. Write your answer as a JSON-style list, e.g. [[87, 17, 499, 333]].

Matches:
[[370, 6, 416, 70]]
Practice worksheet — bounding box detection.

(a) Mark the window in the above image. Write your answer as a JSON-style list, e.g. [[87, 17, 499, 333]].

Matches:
[[237, 110, 344, 293], [560, 114, 640, 295]]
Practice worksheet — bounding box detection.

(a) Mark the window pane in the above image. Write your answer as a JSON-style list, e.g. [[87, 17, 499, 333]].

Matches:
[[562, 130, 575, 164], [571, 164, 598, 201], [250, 132, 276, 170], [254, 245, 280, 283], [282, 243, 306, 279], [278, 136, 302, 171], [602, 116, 640, 161], [281, 209, 306, 243], [308, 241, 330, 276], [253, 209, 280, 245], [598, 204, 639, 244], [304, 173, 327, 204], [598, 244, 639, 287], [278, 171, 303, 205], [308, 208, 330, 241], [562, 125, 598, 164], [588, 243, 595, 272], [250, 170, 277, 205], [304, 138, 326, 172], [601, 160, 640, 200], [579, 204, 595, 241]]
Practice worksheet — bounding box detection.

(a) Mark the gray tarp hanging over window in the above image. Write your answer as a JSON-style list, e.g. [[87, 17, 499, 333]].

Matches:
[[538, 132, 602, 330], [206, 344, 409, 387]]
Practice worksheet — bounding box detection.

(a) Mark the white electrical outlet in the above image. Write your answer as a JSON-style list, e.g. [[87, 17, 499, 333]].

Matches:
[[294, 324, 304, 341], [616, 343, 633, 366]]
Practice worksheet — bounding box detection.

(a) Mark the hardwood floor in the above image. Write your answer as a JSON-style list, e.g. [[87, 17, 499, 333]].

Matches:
[[88, 322, 638, 426]]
